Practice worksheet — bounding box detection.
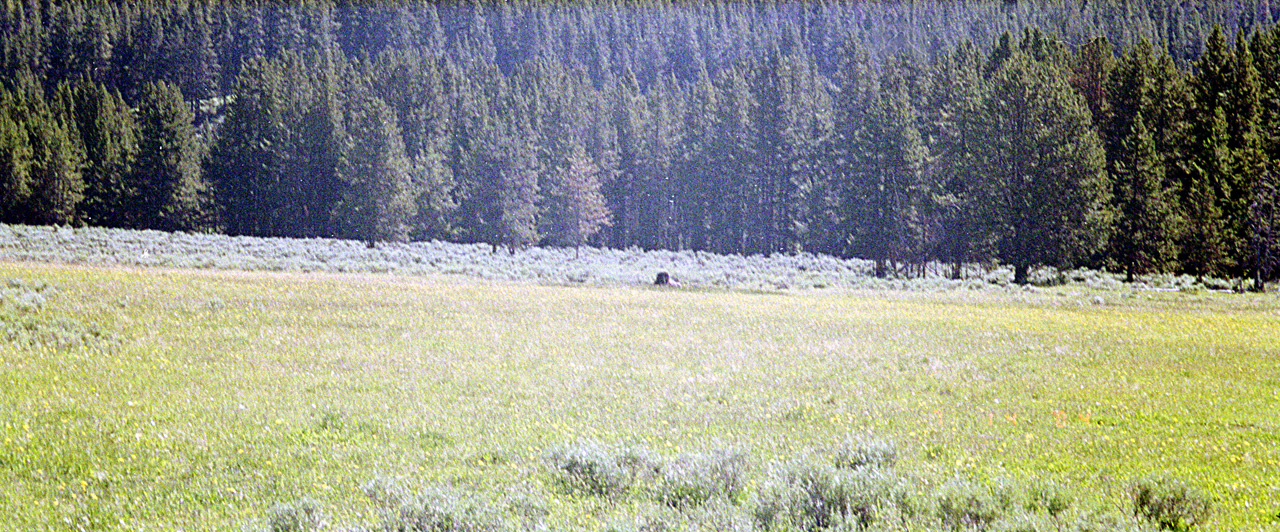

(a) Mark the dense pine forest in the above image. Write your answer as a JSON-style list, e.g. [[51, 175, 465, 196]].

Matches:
[[3, 1, 1280, 286]]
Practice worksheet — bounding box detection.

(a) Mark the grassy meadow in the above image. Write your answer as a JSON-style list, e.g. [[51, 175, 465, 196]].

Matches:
[[1, 261, 1278, 530]]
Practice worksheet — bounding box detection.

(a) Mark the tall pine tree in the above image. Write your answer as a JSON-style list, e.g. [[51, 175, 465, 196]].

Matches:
[[964, 53, 1112, 284]]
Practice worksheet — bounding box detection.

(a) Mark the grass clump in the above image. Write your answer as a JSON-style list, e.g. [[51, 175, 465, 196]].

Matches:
[[1130, 476, 1212, 531]]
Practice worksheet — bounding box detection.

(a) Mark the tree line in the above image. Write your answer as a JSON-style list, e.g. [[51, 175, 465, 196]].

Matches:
[[2, 1, 1280, 286]]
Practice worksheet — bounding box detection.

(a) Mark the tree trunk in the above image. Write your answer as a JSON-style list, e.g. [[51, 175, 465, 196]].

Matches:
[[1014, 263, 1029, 285]]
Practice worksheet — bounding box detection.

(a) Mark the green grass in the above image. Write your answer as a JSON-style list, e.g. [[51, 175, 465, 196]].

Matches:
[[1, 261, 1278, 530]]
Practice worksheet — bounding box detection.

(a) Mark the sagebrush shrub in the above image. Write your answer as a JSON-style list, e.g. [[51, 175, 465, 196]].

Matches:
[[362, 476, 411, 509], [656, 444, 749, 508], [1130, 476, 1211, 531], [685, 500, 754, 532], [502, 490, 551, 532], [548, 439, 659, 497], [935, 477, 1016, 531], [987, 511, 1057, 532], [254, 497, 326, 532], [378, 485, 508, 532], [1023, 477, 1072, 518], [600, 505, 687, 532], [753, 458, 897, 531], [834, 436, 897, 470]]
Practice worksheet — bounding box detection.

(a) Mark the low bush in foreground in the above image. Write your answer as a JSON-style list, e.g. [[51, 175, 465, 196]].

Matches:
[[655, 443, 749, 508], [255, 434, 1190, 531], [547, 439, 662, 497], [300, 436, 1193, 532], [0, 277, 117, 349], [1130, 476, 1213, 531]]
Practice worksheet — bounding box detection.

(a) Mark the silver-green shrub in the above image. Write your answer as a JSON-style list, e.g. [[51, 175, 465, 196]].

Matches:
[[655, 444, 749, 508], [1022, 477, 1072, 519], [548, 439, 660, 497], [1130, 476, 1212, 531], [248, 497, 326, 532], [833, 436, 897, 470], [377, 485, 508, 532], [934, 477, 1017, 531], [753, 458, 898, 531]]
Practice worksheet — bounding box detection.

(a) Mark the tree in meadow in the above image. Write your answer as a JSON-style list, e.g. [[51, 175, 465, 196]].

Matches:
[[0, 105, 35, 223], [1181, 107, 1233, 280], [55, 78, 138, 229], [844, 69, 927, 278], [963, 53, 1113, 285], [1109, 114, 1183, 281], [132, 80, 208, 231], [495, 127, 541, 251], [1249, 167, 1280, 290], [929, 40, 986, 279], [0, 77, 85, 226], [1070, 36, 1115, 131], [548, 141, 611, 253], [206, 51, 345, 238], [334, 90, 417, 243], [707, 61, 760, 255]]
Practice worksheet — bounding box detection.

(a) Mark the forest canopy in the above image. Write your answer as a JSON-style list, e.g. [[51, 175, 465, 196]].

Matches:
[[3, 0, 1280, 285]]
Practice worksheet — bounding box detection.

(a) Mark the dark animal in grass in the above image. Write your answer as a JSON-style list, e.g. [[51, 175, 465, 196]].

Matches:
[[654, 272, 681, 287]]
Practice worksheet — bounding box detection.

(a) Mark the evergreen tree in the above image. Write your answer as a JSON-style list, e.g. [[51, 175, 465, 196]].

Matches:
[[496, 125, 541, 251], [56, 78, 138, 229], [1249, 167, 1280, 290], [1070, 36, 1115, 130], [649, 76, 686, 250], [547, 141, 610, 252], [673, 66, 718, 252], [1182, 107, 1233, 279], [930, 40, 987, 279], [205, 57, 280, 236], [606, 67, 647, 249], [844, 69, 927, 278], [206, 52, 344, 238], [964, 53, 1113, 284], [752, 50, 789, 254], [0, 106, 34, 223], [1225, 32, 1267, 279], [0, 77, 85, 226], [335, 90, 417, 243], [831, 36, 879, 259], [132, 81, 207, 231], [1254, 26, 1280, 163], [1109, 114, 1183, 281], [708, 61, 759, 255]]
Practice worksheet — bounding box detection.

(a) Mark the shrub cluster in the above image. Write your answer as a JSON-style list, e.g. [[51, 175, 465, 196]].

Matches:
[[753, 438, 910, 532], [2, 223, 1233, 292], [1130, 476, 1213, 531], [547, 439, 662, 497], [654, 443, 749, 508], [246, 436, 1211, 532], [0, 277, 116, 350]]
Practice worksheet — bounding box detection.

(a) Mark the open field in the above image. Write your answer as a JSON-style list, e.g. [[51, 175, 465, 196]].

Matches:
[[0, 261, 1278, 530]]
